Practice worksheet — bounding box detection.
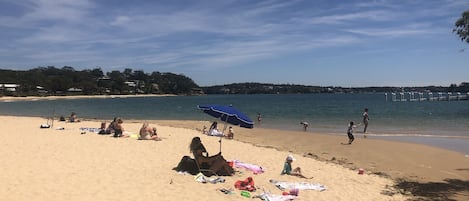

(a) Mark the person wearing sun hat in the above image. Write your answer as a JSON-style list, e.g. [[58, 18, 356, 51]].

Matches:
[[281, 155, 313, 179]]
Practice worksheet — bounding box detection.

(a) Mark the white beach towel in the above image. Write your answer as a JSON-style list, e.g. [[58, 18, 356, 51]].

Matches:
[[256, 192, 297, 201], [208, 129, 224, 136], [79, 127, 102, 133], [269, 179, 327, 191]]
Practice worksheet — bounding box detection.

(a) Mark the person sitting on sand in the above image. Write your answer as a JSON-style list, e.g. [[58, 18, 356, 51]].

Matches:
[[69, 112, 80, 123], [189, 137, 234, 176], [113, 118, 129, 138], [281, 155, 312, 179], [139, 122, 161, 141], [99, 117, 118, 135], [225, 126, 234, 139], [208, 121, 223, 136], [202, 125, 207, 134]]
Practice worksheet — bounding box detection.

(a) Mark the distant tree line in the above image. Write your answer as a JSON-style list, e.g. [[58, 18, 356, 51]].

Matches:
[[202, 82, 469, 94], [1, 66, 468, 97], [0, 66, 200, 96]]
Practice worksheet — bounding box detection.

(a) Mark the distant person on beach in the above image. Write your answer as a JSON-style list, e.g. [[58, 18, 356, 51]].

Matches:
[[362, 108, 369, 137], [113, 118, 129, 138], [300, 121, 309, 131], [347, 121, 355, 144], [281, 155, 312, 179], [208, 121, 223, 136], [69, 112, 80, 122], [103, 117, 118, 134], [202, 125, 207, 134], [139, 122, 161, 141], [225, 126, 234, 139]]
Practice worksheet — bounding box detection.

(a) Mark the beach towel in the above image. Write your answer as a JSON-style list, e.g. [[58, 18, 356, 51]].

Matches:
[[208, 129, 224, 136], [232, 160, 265, 174], [79, 127, 102, 133], [193, 173, 225, 184], [269, 179, 327, 191], [194, 173, 207, 183], [255, 192, 297, 201], [234, 176, 256, 192]]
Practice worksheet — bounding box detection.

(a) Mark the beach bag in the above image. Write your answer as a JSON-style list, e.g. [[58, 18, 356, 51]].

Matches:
[[176, 156, 199, 175], [234, 176, 256, 192], [40, 124, 50, 128]]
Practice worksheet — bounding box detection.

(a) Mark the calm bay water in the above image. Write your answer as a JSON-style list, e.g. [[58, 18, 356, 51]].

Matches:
[[1, 94, 468, 153]]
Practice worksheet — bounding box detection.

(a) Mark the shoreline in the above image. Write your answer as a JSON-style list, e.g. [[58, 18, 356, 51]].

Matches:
[[1, 115, 468, 200], [8, 111, 469, 155], [85, 118, 469, 155]]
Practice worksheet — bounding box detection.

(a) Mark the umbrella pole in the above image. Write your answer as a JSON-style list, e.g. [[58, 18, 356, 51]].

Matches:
[[219, 136, 222, 153], [219, 115, 229, 153]]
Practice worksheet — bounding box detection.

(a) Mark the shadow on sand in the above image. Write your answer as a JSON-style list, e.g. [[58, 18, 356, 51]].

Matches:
[[394, 179, 468, 201]]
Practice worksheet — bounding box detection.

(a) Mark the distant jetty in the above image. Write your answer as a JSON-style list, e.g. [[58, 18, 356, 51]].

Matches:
[[385, 92, 469, 102]]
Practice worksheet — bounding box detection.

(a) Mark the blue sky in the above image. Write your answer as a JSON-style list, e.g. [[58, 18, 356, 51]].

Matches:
[[0, 0, 468, 87]]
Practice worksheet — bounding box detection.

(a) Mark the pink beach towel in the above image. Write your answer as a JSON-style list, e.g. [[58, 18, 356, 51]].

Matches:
[[232, 160, 265, 174]]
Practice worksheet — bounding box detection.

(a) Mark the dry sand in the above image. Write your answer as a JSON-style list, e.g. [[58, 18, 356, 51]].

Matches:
[[0, 116, 467, 201]]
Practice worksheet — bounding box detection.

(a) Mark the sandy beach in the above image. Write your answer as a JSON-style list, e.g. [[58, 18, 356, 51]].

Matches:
[[0, 115, 467, 201]]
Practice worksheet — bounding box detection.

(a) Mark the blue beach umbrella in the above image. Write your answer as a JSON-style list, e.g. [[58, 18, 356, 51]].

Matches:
[[197, 104, 254, 152], [197, 104, 254, 129]]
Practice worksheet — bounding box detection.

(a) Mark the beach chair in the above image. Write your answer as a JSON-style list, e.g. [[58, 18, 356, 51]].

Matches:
[[194, 156, 219, 177], [174, 155, 218, 176], [194, 153, 234, 176]]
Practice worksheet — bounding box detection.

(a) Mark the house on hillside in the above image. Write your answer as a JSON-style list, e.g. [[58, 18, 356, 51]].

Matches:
[[36, 86, 48, 96], [0, 84, 20, 96], [67, 87, 83, 95]]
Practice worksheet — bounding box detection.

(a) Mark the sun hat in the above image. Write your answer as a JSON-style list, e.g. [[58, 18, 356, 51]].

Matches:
[[286, 155, 296, 161]]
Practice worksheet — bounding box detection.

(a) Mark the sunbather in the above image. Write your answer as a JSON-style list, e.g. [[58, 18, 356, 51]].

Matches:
[[139, 122, 161, 141], [113, 118, 129, 138], [69, 112, 80, 122], [208, 121, 223, 136], [225, 126, 234, 139]]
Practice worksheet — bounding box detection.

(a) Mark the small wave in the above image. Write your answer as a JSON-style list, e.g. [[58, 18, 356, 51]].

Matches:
[[320, 132, 469, 140], [365, 133, 469, 139]]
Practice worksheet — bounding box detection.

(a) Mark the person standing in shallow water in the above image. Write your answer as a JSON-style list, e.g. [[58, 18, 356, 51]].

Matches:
[[362, 108, 369, 138], [347, 121, 355, 144], [300, 121, 309, 131], [257, 113, 262, 125]]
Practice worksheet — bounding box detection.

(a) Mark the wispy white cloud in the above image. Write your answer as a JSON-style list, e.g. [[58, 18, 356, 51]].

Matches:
[[0, 0, 467, 86], [23, 0, 94, 22], [300, 10, 394, 25], [345, 27, 433, 38]]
